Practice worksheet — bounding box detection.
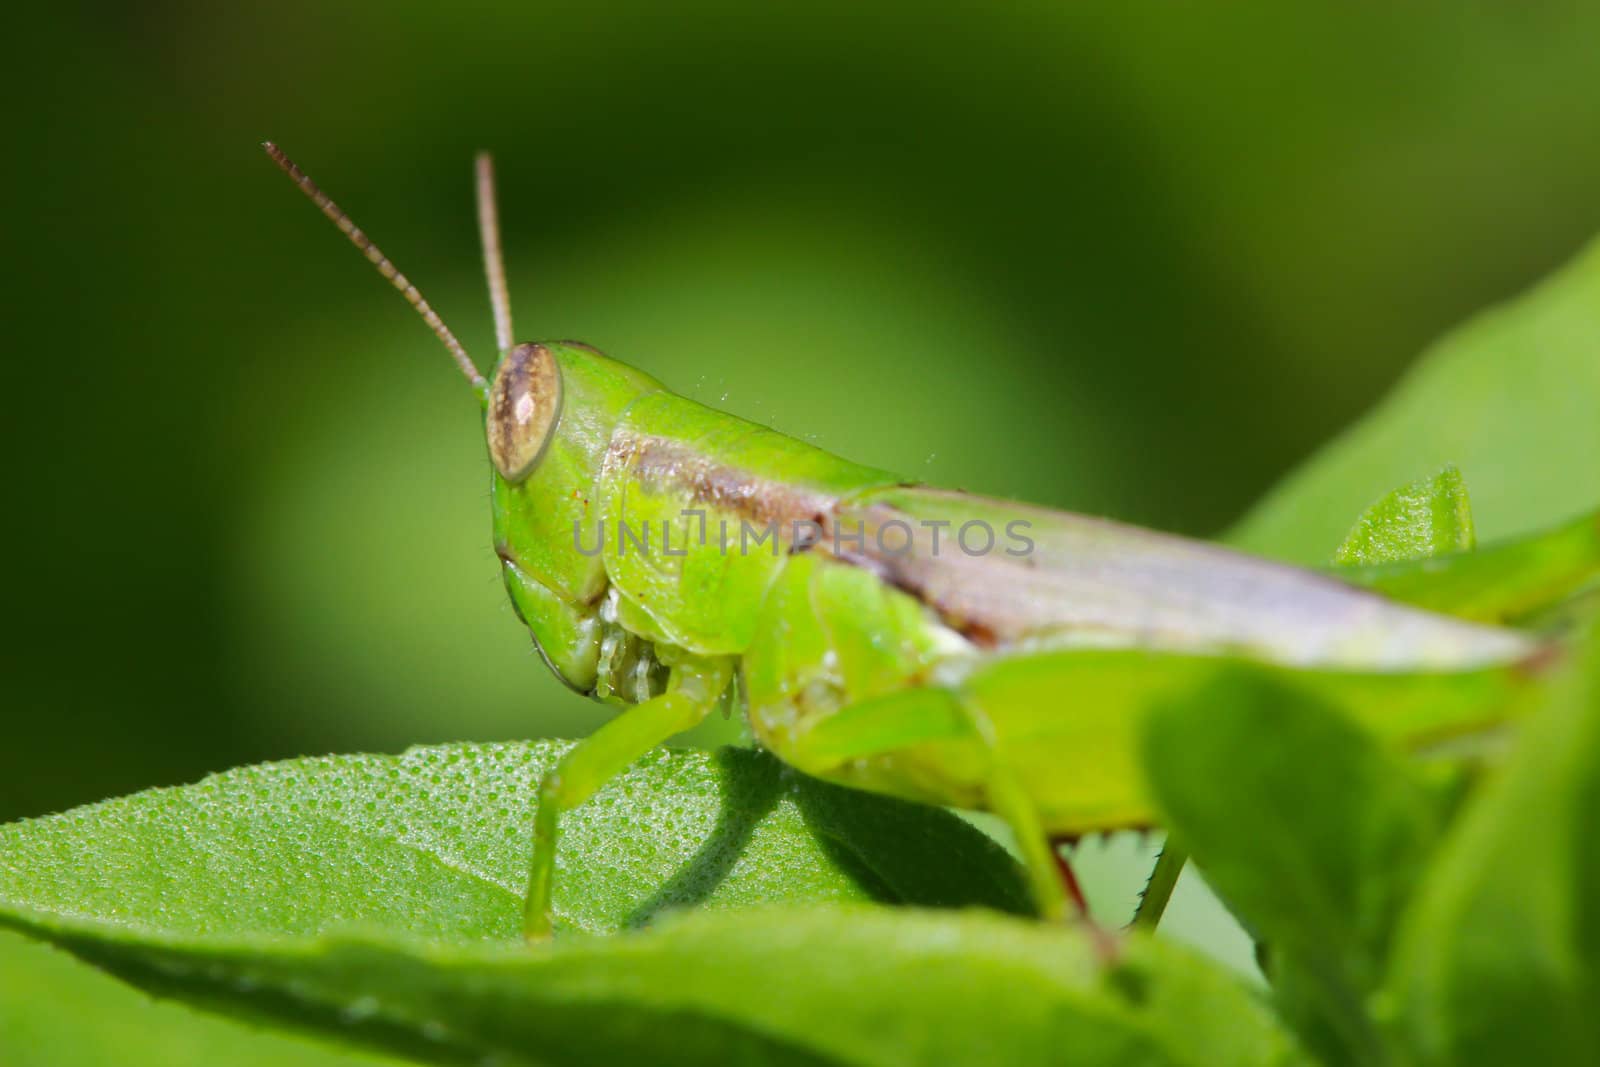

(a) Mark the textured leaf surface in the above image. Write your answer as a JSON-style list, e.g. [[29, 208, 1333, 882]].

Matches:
[[0, 928, 415, 1067], [1232, 236, 1600, 560], [0, 742, 1027, 942], [1382, 628, 1600, 1064], [1140, 670, 1445, 1065], [1332, 465, 1475, 566], [0, 742, 1307, 1066], [4, 907, 1303, 1067]]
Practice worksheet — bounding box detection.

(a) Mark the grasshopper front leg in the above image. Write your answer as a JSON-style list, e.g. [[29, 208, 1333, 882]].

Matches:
[[524, 655, 732, 940]]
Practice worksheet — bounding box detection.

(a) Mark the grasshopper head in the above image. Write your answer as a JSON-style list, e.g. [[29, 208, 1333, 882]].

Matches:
[[487, 340, 660, 604], [485, 340, 660, 692], [263, 143, 659, 690]]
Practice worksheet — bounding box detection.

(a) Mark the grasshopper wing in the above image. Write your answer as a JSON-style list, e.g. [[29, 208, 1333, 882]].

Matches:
[[828, 487, 1533, 671]]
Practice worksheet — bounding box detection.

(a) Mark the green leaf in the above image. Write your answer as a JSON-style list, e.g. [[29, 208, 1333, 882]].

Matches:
[[3, 906, 1305, 1067], [0, 742, 1306, 1066], [1232, 236, 1600, 561], [0, 928, 414, 1067], [0, 742, 1028, 941], [1332, 465, 1475, 567], [1381, 627, 1600, 1064], [1140, 669, 1445, 1065]]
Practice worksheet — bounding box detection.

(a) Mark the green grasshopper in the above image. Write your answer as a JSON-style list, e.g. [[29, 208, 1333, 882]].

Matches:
[[264, 144, 1599, 940]]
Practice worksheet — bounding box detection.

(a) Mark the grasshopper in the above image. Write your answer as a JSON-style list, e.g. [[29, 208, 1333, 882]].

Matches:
[[263, 145, 1598, 939]]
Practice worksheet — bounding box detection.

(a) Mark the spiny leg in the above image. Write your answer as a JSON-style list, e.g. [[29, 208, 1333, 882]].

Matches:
[[523, 657, 731, 941], [1131, 839, 1188, 931]]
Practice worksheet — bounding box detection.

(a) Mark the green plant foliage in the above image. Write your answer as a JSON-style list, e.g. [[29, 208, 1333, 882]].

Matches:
[[1140, 670, 1445, 1065], [0, 906, 1304, 1067], [0, 748, 1300, 1066], [1381, 627, 1600, 1064], [1332, 466, 1476, 567], [0, 929, 411, 1067], [1232, 236, 1600, 561], [0, 743, 1028, 942], [1134, 448, 1598, 1064]]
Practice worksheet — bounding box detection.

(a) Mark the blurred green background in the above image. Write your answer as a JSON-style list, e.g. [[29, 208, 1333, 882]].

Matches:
[[7, 0, 1600, 946]]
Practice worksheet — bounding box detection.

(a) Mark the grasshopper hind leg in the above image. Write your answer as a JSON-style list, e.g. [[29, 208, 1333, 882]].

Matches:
[[743, 554, 1101, 924], [770, 681, 1094, 924]]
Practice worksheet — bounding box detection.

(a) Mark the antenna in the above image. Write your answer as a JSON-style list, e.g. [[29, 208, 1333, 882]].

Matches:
[[261, 142, 487, 394], [475, 153, 515, 356]]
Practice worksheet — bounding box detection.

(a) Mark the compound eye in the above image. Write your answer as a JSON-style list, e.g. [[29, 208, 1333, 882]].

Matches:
[[487, 343, 563, 482]]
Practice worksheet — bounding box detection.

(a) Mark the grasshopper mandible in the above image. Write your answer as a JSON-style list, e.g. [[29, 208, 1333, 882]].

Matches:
[[264, 144, 1597, 939]]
